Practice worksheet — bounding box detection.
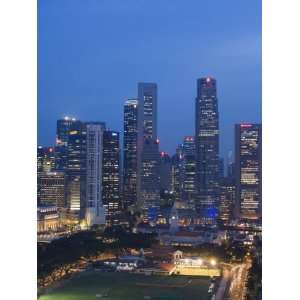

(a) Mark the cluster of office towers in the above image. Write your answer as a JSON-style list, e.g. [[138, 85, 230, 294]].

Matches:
[[37, 78, 262, 228]]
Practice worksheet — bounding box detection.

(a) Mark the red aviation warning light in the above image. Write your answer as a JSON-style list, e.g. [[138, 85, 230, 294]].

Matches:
[[185, 136, 194, 142], [240, 124, 252, 128]]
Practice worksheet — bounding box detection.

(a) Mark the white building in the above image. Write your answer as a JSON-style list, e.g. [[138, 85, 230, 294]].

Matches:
[[85, 123, 106, 227]]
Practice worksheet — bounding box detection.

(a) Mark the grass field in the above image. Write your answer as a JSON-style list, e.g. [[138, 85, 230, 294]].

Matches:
[[39, 271, 211, 300]]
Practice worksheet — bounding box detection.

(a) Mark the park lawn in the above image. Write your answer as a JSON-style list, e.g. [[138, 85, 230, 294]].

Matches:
[[39, 272, 211, 300]]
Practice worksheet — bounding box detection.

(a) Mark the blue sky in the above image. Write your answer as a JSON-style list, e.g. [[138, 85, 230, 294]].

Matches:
[[38, 0, 261, 163]]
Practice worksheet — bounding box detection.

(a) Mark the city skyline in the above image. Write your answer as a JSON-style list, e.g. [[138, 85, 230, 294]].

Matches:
[[38, 0, 261, 159], [37, 78, 262, 226], [36, 2, 262, 298], [38, 78, 261, 161]]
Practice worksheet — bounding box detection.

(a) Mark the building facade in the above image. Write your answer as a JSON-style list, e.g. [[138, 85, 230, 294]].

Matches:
[[65, 120, 87, 222], [37, 205, 60, 233], [37, 171, 65, 210], [85, 122, 106, 227], [123, 99, 138, 209], [140, 138, 160, 220], [160, 152, 172, 192], [137, 83, 160, 217], [137, 82, 157, 142], [235, 124, 262, 222], [37, 146, 55, 173], [218, 178, 236, 225], [182, 136, 197, 204], [171, 146, 184, 201], [195, 77, 220, 224], [55, 116, 77, 171], [102, 130, 121, 226]]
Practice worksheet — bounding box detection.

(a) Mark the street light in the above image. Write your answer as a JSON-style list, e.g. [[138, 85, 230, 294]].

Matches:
[[210, 259, 217, 267]]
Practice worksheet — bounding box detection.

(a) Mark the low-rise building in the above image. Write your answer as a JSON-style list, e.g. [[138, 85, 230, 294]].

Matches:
[[172, 251, 221, 277], [37, 205, 60, 233], [116, 255, 146, 271]]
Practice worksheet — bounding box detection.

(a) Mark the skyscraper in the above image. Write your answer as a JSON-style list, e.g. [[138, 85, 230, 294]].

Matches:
[[227, 150, 235, 180], [85, 122, 106, 227], [123, 99, 138, 209], [182, 136, 197, 204], [102, 130, 121, 226], [171, 145, 184, 201], [235, 123, 262, 222], [159, 151, 172, 192], [195, 77, 220, 224], [37, 146, 55, 173], [137, 83, 157, 141], [218, 177, 236, 225], [219, 157, 225, 180], [65, 120, 87, 222], [37, 146, 56, 205], [137, 83, 160, 217], [140, 138, 160, 221], [55, 116, 76, 171]]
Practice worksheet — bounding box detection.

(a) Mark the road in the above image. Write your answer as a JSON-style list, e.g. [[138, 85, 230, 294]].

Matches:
[[214, 260, 251, 300], [227, 262, 250, 300], [215, 269, 230, 300]]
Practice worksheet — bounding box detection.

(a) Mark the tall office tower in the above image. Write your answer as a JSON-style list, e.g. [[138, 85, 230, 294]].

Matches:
[[37, 146, 44, 173], [85, 122, 106, 227], [195, 77, 220, 224], [227, 150, 235, 179], [137, 83, 157, 141], [182, 136, 197, 204], [37, 147, 56, 211], [159, 152, 172, 192], [140, 138, 160, 221], [102, 130, 121, 226], [123, 99, 138, 209], [171, 145, 184, 201], [65, 120, 87, 222], [55, 116, 77, 171], [37, 146, 55, 173], [235, 124, 262, 222], [137, 83, 160, 217], [37, 171, 65, 210], [218, 177, 236, 225], [219, 158, 225, 179]]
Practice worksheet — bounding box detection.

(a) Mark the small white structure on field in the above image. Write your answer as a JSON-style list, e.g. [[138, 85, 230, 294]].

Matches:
[[173, 250, 183, 261]]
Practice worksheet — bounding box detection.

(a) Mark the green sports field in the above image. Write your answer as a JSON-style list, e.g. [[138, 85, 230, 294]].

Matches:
[[39, 271, 211, 300]]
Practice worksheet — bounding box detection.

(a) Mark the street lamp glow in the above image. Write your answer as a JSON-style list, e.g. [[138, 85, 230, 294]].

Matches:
[[210, 259, 217, 266]]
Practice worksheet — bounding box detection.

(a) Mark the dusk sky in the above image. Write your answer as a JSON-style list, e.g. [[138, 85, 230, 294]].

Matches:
[[38, 0, 261, 163]]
